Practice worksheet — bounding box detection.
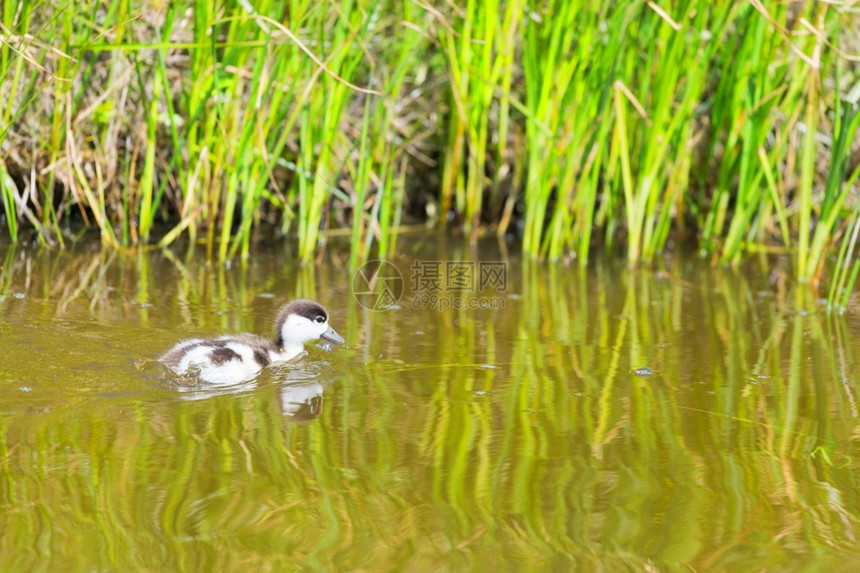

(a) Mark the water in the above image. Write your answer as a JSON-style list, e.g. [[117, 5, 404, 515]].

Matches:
[[1, 236, 860, 570]]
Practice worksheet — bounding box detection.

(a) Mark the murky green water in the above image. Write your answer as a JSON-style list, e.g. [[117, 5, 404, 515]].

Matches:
[[2, 236, 860, 570]]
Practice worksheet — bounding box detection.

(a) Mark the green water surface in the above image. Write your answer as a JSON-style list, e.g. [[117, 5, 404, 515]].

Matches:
[[1, 237, 860, 571]]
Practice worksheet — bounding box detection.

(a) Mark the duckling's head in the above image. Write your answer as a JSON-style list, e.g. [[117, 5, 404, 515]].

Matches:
[[275, 299, 345, 349]]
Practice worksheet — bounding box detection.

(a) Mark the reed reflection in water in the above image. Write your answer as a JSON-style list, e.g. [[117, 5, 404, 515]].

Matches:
[[0, 237, 859, 570]]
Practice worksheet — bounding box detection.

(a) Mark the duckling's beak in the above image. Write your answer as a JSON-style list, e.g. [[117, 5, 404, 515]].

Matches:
[[321, 326, 345, 344]]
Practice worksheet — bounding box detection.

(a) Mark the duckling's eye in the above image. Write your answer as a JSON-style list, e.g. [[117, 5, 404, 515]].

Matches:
[[314, 316, 325, 324]]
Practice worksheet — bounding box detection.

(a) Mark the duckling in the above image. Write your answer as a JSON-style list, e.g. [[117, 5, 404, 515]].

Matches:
[[160, 299, 344, 385]]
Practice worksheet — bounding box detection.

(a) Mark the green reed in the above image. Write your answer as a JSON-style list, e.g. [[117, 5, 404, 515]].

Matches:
[[1, 0, 859, 294], [520, 0, 618, 260], [826, 203, 860, 314], [439, 0, 521, 242]]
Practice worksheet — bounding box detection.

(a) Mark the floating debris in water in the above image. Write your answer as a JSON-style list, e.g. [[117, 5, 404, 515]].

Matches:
[[479, 364, 497, 370], [13, 292, 26, 299], [474, 390, 488, 396], [19, 386, 32, 392], [632, 366, 654, 378]]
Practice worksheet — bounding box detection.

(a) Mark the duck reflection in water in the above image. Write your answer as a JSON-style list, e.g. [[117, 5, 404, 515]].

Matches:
[[277, 382, 325, 421], [164, 365, 339, 422]]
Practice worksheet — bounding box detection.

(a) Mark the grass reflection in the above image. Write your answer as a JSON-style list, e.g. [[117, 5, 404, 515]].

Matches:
[[0, 242, 859, 568]]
